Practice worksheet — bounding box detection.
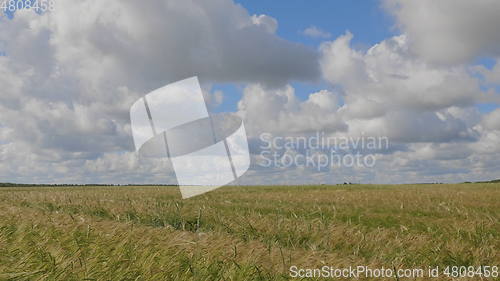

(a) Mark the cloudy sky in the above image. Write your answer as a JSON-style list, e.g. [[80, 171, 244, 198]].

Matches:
[[1, 0, 500, 185]]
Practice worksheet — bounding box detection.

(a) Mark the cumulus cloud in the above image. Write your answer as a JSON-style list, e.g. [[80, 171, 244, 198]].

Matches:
[[321, 32, 494, 112], [47, 0, 318, 88], [0, 0, 320, 183], [311, 28, 499, 183], [1, 1, 499, 185], [237, 84, 346, 136], [319, 32, 499, 143], [384, 0, 500, 64], [231, 29, 499, 184]]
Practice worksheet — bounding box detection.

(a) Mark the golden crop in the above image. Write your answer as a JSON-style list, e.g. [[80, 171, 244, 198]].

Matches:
[[0, 184, 498, 280]]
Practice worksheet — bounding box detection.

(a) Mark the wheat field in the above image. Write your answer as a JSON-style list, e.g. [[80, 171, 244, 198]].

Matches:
[[0, 184, 498, 280]]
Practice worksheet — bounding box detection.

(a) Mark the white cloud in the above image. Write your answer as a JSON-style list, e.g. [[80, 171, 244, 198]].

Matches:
[[302, 26, 332, 39], [481, 108, 500, 131], [228, 30, 500, 184], [237, 84, 346, 136], [46, 0, 318, 88], [384, 0, 500, 64], [0, 1, 320, 183], [318, 32, 500, 143], [251, 14, 278, 34], [321, 33, 493, 113], [1, 1, 499, 185]]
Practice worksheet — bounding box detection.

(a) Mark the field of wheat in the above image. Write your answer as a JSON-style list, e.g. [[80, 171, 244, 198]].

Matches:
[[0, 184, 498, 280]]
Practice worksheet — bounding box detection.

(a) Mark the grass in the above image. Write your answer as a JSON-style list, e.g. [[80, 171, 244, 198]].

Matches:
[[0, 184, 498, 280]]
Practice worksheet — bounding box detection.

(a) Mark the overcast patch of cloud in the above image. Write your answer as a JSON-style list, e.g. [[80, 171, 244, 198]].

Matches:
[[47, 0, 319, 89], [384, 0, 500, 64]]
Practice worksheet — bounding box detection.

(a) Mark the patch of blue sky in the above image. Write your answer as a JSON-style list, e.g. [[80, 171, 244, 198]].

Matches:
[[210, 0, 394, 113], [235, 0, 396, 48], [470, 57, 500, 113], [474, 56, 497, 70], [3, 0, 498, 115], [209, 83, 245, 113], [477, 103, 498, 113]]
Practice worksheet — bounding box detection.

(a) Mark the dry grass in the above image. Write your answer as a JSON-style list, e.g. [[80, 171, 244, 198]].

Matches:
[[0, 184, 498, 280]]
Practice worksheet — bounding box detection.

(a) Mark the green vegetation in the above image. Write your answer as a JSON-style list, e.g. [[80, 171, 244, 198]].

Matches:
[[0, 184, 498, 280]]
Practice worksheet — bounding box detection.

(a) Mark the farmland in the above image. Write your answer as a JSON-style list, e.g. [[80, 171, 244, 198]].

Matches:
[[0, 184, 498, 280]]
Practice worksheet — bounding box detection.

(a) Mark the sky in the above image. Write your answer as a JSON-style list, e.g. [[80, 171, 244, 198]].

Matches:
[[214, 0, 396, 111], [1, 0, 500, 185]]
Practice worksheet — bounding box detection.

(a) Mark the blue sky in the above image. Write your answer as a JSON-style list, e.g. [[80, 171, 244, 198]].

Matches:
[[213, 0, 397, 113], [2, 0, 498, 115], [210, 0, 499, 114], [236, 0, 395, 47], [1, 0, 500, 184]]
